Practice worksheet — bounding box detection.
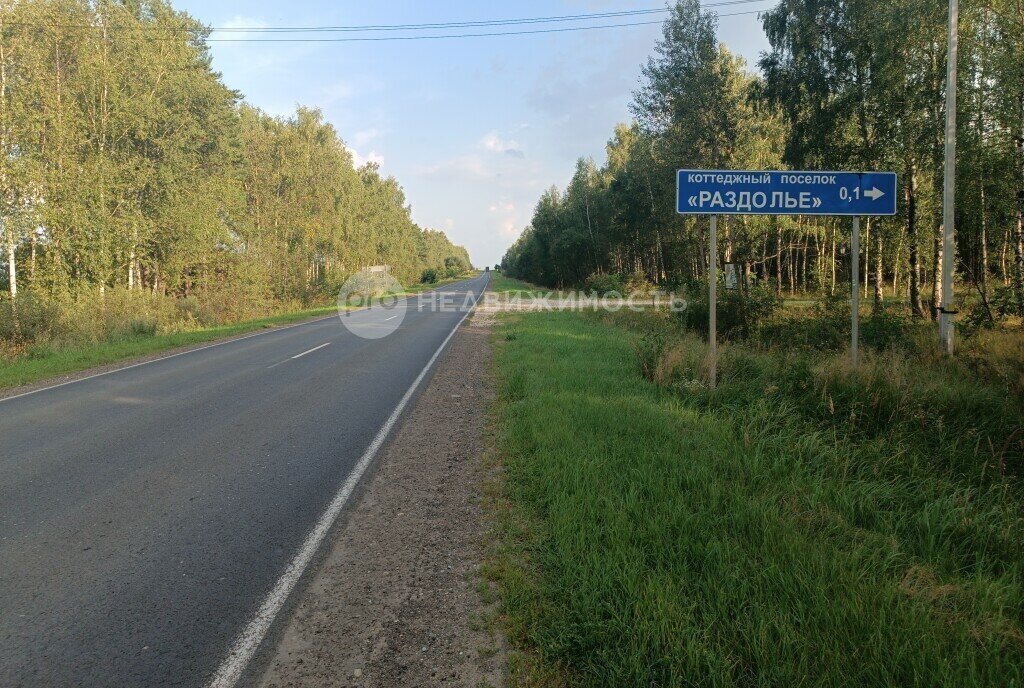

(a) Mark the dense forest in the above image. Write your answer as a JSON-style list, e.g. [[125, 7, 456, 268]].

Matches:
[[502, 0, 1023, 325], [0, 0, 470, 345]]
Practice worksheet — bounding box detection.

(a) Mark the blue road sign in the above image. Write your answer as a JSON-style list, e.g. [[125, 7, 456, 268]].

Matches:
[[677, 170, 898, 216]]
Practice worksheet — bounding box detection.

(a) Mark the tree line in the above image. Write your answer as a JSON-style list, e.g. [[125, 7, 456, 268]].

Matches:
[[502, 0, 1023, 323], [0, 0, 470, 312]]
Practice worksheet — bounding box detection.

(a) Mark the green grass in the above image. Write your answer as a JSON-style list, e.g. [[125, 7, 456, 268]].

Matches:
[[487, 310, 1024, 687], [488, 271, 551, 298], [0, 273, 482, 391], [0, 305, 342, 390]]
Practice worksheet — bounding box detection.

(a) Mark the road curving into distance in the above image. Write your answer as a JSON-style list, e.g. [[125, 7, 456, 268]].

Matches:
[[0, 273, 489, 687]]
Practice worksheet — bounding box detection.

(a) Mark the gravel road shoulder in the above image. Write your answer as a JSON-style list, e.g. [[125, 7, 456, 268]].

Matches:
[[256, 309, 505, 687]]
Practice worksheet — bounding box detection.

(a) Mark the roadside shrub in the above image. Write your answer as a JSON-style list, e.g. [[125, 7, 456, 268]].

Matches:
[[678, 281, 781, 341], [659, 273, 686, 295], [762, 292, 850, 350], [624, 271, 657, 296], [443, 256, 468, 278], [633, 329, 665, 382], [617, 305, 1024, 481], [861, 308, 916, 352], [961, 285, 1024, 335], [421, 267, 439, 284], [762, 294, 918, 353], [583, 272, 625, 296], [126, 320, 158, 339], [989, 284, 1024, 320], [961, 294, 996, 334], [0, 292, 61, 345], [0, 287, 214, 353]]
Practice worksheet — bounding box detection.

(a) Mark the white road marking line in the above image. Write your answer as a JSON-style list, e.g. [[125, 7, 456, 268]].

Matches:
[[0, 276, 487, 405], [0, 314, 335, 405], [206, 285, 483, 688], [384, 315, 398, 321], [290, 342, 330, 359]]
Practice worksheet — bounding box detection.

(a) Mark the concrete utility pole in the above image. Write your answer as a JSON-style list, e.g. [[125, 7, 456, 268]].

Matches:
[[940, 0, 958, 354]]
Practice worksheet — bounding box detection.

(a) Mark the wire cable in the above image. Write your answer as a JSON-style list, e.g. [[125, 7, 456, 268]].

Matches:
[[4, 1, 772, 36], [199, 11, 769, 43]]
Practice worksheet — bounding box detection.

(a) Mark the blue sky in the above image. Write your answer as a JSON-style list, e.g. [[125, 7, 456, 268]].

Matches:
[[175, 1, 773, 267]]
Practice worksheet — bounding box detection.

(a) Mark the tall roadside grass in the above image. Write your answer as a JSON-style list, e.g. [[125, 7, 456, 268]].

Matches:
[[0, 272, 479, 390], [0, 285, 291, 358], [489, 271, 549, 298], [0, 290, 339, 390], [488, 309, 1023, 686]]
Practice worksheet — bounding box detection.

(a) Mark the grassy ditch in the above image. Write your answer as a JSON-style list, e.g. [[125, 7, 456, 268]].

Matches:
[[487, 309, 1023, 686]]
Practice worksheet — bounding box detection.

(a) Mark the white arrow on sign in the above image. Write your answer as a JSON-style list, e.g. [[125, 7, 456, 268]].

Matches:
[[865, 187, 885, 201]]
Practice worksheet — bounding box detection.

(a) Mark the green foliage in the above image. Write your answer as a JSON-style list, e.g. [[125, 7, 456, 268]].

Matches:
[[962, 285, 1024, 335], [0, 1, 471, 357], [501, 0, 1024, 332], [763, 293, 852, 351], [678, 282, 782, 341], [759, 294, 918, 354], [583, 272, 625, 295], [0, 302, 338, 389], [488, 272, 543, 298], [443, 255, 469, 278], [421, 268, 439, 284], [580, 271, 658, 296], [861, 308, 916, 352], [490, 310, 1024, 686]]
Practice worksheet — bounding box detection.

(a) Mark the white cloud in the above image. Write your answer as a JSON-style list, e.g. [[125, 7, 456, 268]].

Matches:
[[352, 128, 383, 148], [209, 15, 319, 87], [499, 220, 520, 238], [488, 201, 516, 214], [320, 76, 385, 106], [480, 132, 525, 159], [488, 199, 521, 238], [220, 16, 269, 36], [345, 146, 385, 168], [322, 82, 357, 103], [418, 155, 490, 180], [526, 22, 661, 157]]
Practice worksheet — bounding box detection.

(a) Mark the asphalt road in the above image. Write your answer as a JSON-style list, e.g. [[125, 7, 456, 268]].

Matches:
[[0, 273, 489, 688]]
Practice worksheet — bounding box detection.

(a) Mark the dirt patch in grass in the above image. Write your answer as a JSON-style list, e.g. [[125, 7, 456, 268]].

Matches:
[[256, 310, 505, 688]]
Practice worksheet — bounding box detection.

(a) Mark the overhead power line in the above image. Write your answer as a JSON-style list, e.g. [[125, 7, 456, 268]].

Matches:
[[5, 1, 773, 38], [177, 8, 673, 33], [205, 19, 668, 42], [206, 0, 767, 33], [198, 11, 770, 43]]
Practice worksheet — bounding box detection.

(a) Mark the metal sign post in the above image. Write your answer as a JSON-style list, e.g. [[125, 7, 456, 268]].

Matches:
[[851, 216, 860, 366], [676, 170, 897, 378], [709, 215, 718, 389]]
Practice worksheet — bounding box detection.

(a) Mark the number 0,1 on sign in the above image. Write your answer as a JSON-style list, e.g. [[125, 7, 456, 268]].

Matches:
[[676, 169, 898, 388]]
